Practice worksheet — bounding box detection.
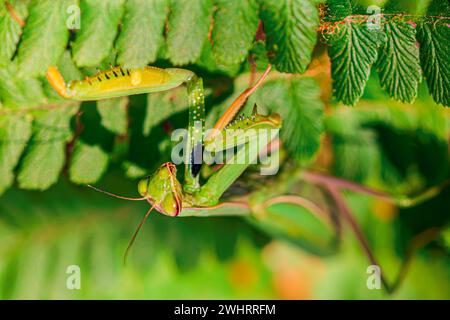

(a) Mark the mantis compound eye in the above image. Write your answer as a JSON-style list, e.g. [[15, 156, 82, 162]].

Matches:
[[137, 178, 150, 198]]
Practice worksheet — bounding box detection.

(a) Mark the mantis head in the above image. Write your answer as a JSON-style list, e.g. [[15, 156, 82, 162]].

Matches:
[[138, 162, 183, 217]]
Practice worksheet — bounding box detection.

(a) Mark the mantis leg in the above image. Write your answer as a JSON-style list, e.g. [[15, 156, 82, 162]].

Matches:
[[183, 76, 205, 193], [46, 66, 196, 100]]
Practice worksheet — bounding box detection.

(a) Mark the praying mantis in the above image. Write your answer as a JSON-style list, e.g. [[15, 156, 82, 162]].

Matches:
[[46, 64, 287, 262], [45, 62, 443, 292]]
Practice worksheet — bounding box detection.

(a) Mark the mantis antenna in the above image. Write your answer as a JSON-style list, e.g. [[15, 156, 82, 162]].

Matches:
[[86, 184, 149, 201], [123, 201, 158, 265], [87, 184, 159, 264]]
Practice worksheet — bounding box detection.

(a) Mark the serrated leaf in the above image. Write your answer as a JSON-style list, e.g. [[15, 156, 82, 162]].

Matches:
[[72, 0, 125, 67], [17, 106, 78, 190], [0, 66, 30, 108], [143, 87, 188, 136], [211, 0, 259, 67], [97, 97, 128, 135], [166, 0, 212, 66], [0, 0, 28, 66], [261, 0, 319, 74], [0, 114, 32, 195], [116, 0, 167, 69], [16, 0, 71, 77], [377, 21, 422, 103], [255, 77, 324, 164], [327, 21, 383, 106], [417, 20, 450, 107], [69, 142, 109, 184]]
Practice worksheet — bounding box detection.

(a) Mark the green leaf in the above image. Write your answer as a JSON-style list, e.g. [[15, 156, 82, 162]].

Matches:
[[166, 0, 212, 65], [377, 21, 422, 104], [0, 0, 28, 66], [0, 114, 32, 195], [261, 0, 319, 74], [72, 0, 125, 67], [0, 63, 48, 108], [327, 21, 383, 105], [97, 97, 128, 135], [116, 0, 168, 69], [17, 106, 78, 190], [16, 0, 71, 77], [56, 51, 83, 80], [0, 66, 30, 108], [69, 142, 109, 184], [256, 77, 324, 164], [14, 77, 48, 106], [417, 20, 450, 107], [211, 0, 259, 67]]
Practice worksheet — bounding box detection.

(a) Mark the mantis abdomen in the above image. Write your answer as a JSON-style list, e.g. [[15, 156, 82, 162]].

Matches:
[[46, 66, 196, 101]]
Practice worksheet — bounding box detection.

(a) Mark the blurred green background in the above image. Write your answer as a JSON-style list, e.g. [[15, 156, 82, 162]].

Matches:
[[0, 163, 449, 299]]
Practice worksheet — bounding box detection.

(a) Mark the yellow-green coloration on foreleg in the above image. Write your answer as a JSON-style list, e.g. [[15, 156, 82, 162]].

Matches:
[[46, 65, 196, 101]]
